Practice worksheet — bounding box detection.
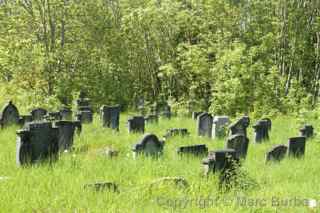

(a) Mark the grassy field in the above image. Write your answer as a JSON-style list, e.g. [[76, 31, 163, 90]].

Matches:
[[0, 114, 319, 212]]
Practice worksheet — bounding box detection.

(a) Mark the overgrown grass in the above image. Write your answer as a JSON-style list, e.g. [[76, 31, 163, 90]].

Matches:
[[0, 114, 319, 212]]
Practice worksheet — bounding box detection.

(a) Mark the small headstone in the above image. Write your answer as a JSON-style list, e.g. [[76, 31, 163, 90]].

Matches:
[[177, 144, 208, 156], [0, 101, 20, 128], [253, 120, 270, 143], [266, 145, 288, 163], [212, 116, 230, 138], [55, 121, 82, 151], [16, 122, 59, 165], [300, 125, 314, 138], [226, 134, 249, 159], [128, 116, 145, 133], [132, 133, 164, 157], [30, 108, 47, 121], [145, 114, 158, 124], [164, 128, 189, 139], [60, 107, 73, 120], [192, 112, 203, 120], [197, 112, 213, 138], [84, 182, 119, 192], [100, 105, 120, 131], [229, 116, 250, 137], [288, 137, 306, 158], [262, 118, 272, 131], [76, 91, 93, 123]]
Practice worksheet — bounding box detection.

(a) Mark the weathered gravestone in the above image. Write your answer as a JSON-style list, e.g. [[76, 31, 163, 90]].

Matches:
[[164, 128, 189, 139], [145, 115, 158, 124], [30, 108, 47, 121], [192, 112, 203, 120], [128, 116, 145, 133], [100, 105, 120, 131], [288, 137, 306, 158], [0, 101, 20, 128], [229, 116, 250, 137], [60, 107, 73, 120], [202, 149, 240, 187], [132, 134, 164, 157], [266, 145, 288, 163], [300, 125, 314, 138], [226, 134, 249, 159], [262, 118, 272, 131], [16, 122, 59, 165], [177, 144, 208, 156], [76, 91, 93, 124], [55, 121, 82, 151], [197, 112, 213, 138], [253, 120, 270, 143], [212, 116, 230, 138]]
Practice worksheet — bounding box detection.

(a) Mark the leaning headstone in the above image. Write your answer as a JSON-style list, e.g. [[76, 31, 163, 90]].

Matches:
[[266, 145, 288, 163], [197, 112, 213, 138], [60, 107, 73, 120], [262, 118, 272, 131], [253, 120, 269, 143], [30, 108, 47, 121], [163, 128, 189, 139], [0, 101, 20, 128], [226, 134, 249, 159], [300, 125, 314, 138], [128, 116, 145, 133], [16, 122, 59, 165], [177, 144, 208, 156], [145, 114, 158, 124], [212, 116, 230, 138], [288, 137, 306, 158], [132, 134, 164, 157], [55, 121, 82, 151], [229, 116, 250, 137], [100, 105, 120, 131]]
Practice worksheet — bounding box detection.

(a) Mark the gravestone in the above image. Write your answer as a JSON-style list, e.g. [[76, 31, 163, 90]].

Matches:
[[192, 112, 203, 120], [76, 111, 93, 124], [128, 116, 145, 133], [177, 144, 208, 156], [288, 137, 306, 158], [55, 121, 82, 151], [46, 112, 62, 121], [262, 118, 272, 131], [300, 125, 314, 138], [226, 134, 249, 159], [100, 105, 120, 131], [229, 116, 250, 137], [212, 116, 230, 138], [60, 107, 73, 120], [16, 122, 59, 165], [253, 120, 270, 143], [76, 91, 93, 124], [132, 134, 164, 157], [266, 145, 288, 163], [0, 101, 20, 128], [30, 108, 47, 121], [164, 128, 189, 139], [197, 112, 213, 138], [145, 115, 158, 124], [19, 115, 33, 126]]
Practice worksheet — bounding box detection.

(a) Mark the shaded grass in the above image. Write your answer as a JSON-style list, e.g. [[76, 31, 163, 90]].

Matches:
[[0, 115, 319, 212]]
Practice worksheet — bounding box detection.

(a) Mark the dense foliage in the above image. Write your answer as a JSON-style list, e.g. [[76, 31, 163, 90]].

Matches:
[[0, 0, 319, 116]]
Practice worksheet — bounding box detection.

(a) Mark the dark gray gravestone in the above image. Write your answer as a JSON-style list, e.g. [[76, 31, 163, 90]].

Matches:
[[226, 134, 249, 159], [145, 115, 158, 124], [192, 112, 203, 120], [300, 125, 314, 138], [288, 137, 306, 158], [177, 144, 208, 156], [60, 107, 73, 120], [0, 101, 20, 128], [197, 112, 213, 138], [253, 120, 269, 143], [262, 118, 272, 131], [76, 111, 93, 124], [266, 145, 288, 163], [100, 105, 120, 131], [164, 128, 189, 139], [16, 122, 59, 165], [229, 116, 250, 137], [55, 121, 82, 151], [128, 116, 145, 133], [30, 108, 47, 121], [212, 116, 230, 138], [132, 134, 164, 157]]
